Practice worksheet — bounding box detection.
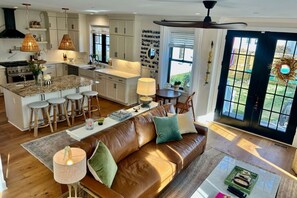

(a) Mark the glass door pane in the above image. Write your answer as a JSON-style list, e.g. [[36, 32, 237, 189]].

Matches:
[[259, 39, 297, 132], [222, 37, 258, 120]]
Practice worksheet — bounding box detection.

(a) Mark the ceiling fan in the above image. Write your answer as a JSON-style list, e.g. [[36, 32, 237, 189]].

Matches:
[[153, 0, 247, 29]]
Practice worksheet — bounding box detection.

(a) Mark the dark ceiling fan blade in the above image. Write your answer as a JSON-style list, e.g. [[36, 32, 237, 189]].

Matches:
[[153, 20, 205, 28], [206, 22, 248, 29], [153, 0, 247, 29]]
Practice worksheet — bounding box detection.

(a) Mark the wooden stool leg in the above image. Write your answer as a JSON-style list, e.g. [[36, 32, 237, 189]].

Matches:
[[95, 95, 101, 117], [63, 103, 71, 127], [88, 96, 92, 118], [82, 97, 87, 121], [46, 107, 54, 133], [33, 109, 39, 137], [53, 105, 58, 131], [58, 104, 63, 120], [71, 100, 75, 125], [28, 109, 34, 132]]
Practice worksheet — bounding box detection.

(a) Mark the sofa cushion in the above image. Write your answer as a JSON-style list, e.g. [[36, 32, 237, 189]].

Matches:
[[111, 150, 176, 198], [133, 104, 176, 147], [168, 112, 197, 134], [87, 141, 118, 188], [140, 133, 206, 172], [91, 120, 139, 163], [153, 115, 182, 144]]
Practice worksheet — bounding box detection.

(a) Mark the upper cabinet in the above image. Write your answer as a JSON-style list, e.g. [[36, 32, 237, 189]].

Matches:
[[45, 12, 82, 51], [109, 18, 135, 61], [109, 20, 134, 36]]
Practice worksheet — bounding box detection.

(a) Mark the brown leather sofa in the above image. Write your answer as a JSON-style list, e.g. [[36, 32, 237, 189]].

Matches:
[[70, 104, 208, 198]]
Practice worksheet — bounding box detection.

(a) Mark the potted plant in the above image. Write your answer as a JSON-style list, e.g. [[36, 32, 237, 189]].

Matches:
[[173, 81, 181, 90]]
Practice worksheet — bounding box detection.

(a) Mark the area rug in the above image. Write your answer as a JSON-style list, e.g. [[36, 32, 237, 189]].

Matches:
[[21, 131, 78, 171]]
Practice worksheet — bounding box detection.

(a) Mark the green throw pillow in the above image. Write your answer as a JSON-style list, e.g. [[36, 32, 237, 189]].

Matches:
[[153, 115, 183, 144], [87, 141, 118, 188]]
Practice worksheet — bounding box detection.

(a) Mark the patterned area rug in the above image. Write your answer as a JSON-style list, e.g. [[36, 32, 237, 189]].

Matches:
[[21, 131, 78, 171]]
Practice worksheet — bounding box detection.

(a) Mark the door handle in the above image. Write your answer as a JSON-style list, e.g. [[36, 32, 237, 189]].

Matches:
[[254, 96, 259, 110]]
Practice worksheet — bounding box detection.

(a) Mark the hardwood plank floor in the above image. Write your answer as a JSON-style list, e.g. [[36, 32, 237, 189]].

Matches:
[[0, 95, 296, 197]]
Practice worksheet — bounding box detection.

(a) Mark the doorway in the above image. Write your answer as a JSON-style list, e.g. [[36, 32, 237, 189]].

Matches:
[[215, 30, 297, 144]]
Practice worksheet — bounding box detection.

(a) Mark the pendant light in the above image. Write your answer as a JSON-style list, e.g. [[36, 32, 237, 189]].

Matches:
[[20, 3, 40, 52], [58, 8, 75, 51]]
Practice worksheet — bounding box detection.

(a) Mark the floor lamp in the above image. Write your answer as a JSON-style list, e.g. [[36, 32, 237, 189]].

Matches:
[[53, 147, 86, 198]]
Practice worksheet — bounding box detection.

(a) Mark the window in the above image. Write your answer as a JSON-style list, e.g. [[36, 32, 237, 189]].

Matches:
[[168, 32, 194, 89], [92, 34, 110, 63]]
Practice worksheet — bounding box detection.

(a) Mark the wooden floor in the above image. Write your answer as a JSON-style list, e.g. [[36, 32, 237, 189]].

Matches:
[[0, 95, 296, 197]]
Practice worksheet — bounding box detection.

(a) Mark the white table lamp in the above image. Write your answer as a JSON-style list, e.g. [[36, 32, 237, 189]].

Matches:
[[137, 78, 156, 108], [53, 146, 86, 198]]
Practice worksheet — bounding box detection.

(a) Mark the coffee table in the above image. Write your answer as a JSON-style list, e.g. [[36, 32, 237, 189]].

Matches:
[[192, 156, 281, 198]]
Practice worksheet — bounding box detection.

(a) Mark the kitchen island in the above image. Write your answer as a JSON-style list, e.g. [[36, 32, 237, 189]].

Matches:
[[1, 75, 92, 131]]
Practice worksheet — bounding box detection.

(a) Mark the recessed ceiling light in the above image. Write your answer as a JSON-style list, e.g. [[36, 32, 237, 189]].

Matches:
[[85, 9, 109, 13], [133, 12, 137, 15], [13, 6, 18, 9], [195, 12, 200, 15], [90, 12, 94, 15]]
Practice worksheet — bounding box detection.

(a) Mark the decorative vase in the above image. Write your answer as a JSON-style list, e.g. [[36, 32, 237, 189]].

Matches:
[[33, 73, 39, 85], [174, 85, 179, 91]]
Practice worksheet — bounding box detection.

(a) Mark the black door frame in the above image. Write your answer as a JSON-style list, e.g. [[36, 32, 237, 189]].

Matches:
[[215, 30, 297, 144]]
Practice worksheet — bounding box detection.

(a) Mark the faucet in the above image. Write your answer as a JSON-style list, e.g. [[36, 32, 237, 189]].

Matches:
[[89, 54, 99, 65]]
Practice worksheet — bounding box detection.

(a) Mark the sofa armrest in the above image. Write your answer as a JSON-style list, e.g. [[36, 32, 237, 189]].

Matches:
[[194, 122, 208, 137], [80, 175, 124, 198]]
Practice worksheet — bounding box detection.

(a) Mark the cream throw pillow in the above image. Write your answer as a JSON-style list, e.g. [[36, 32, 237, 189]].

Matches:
[[168, 111, 197, 134]]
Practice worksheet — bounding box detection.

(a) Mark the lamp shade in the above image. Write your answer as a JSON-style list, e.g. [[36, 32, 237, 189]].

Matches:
[[58, 34, 75, 51], [20, 33, 40, 52], [53, 147, 86, 184], [137, 78, 156, 96]]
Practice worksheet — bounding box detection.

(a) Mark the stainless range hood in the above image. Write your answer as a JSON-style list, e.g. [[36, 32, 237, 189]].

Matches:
[[0, 8, 25, 38]]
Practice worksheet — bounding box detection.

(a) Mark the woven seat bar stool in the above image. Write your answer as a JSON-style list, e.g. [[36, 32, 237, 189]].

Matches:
[[48, 98, 71, 131], [66, 93, 84, 125], [81, 91, 101, 120], [28, 101, 53, 137]]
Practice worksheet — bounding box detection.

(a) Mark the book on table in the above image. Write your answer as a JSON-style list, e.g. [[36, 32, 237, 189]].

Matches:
[[109, 109, 132, 121], [224, 166, 258, 195]]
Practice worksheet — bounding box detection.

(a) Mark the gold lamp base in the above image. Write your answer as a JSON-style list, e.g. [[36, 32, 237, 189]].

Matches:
[[139, 96, 152, 108]]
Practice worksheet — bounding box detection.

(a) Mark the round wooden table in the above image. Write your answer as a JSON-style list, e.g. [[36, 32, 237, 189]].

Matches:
[[156, 89, 182, 105]]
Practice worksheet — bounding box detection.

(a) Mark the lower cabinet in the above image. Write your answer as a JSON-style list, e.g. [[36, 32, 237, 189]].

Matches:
[[95, 72, 138, 106]]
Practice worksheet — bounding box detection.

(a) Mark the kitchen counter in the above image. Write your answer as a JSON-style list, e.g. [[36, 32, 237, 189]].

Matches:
[[1, 75, 92, 131], [95, 68, 140, 79], [0, 75, 92, 97]]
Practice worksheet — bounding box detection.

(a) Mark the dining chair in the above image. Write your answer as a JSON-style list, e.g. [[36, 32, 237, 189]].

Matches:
[[175, 92, 196, 120]]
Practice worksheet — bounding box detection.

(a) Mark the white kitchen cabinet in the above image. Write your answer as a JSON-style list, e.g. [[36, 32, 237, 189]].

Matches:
[[68, 30, 79, 50], [55, 64, 64, 77], [48, 16, 57, 29], [68, 18, 79, 31], [44, 64, 56, 77], [57, 17, 67, 30], [97, 72, 137, 105], [48, 29, 58, 49], [109, 20, 134, 36], [95, 73, 107, 97], [0, 67, 6, 94], [109, 19, 135, 61], [110, 35, 125, 60]]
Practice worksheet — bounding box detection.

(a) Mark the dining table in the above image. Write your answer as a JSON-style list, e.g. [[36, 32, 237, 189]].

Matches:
[[155, 89, 182, 106]]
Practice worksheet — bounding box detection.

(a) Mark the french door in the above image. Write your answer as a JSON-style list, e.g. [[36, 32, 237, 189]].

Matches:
[[215, 30, 297, 144]]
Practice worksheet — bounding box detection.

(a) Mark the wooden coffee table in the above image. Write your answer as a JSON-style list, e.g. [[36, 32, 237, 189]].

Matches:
[[192, 156, 281, 198]]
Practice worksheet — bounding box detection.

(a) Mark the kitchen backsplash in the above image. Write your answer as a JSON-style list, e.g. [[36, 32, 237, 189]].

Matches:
[[112, 59, 141, 75]]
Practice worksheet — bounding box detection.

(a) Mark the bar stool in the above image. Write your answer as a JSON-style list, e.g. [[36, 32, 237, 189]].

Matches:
[[81, 91, 101, 120], [48, 98, 71, 131], [28, 101, 53, 137], [66, 93, 83, 125]]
